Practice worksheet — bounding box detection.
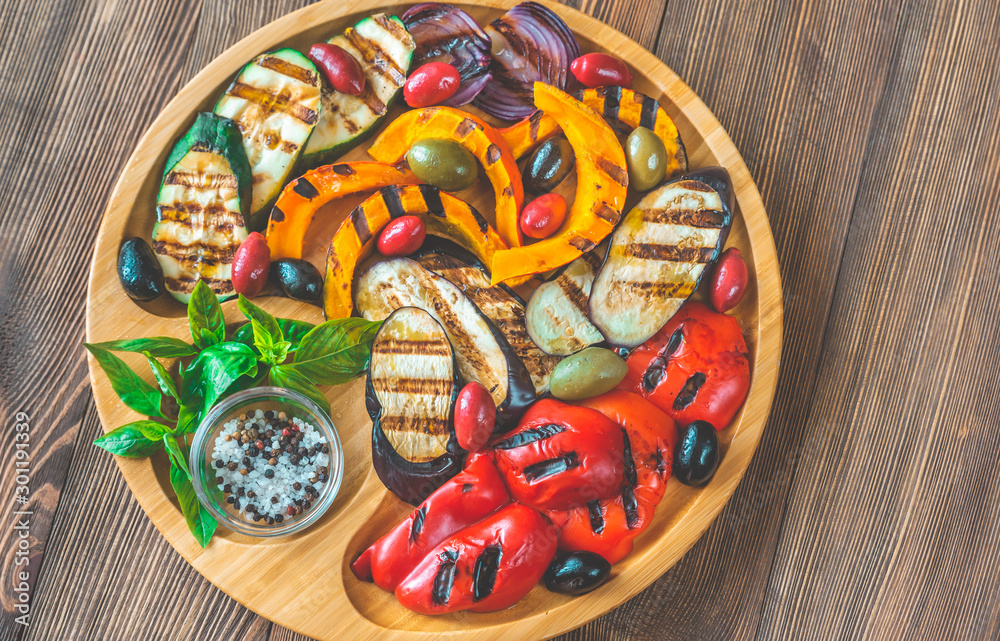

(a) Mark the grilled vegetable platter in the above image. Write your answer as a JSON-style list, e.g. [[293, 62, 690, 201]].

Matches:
[[85, 1, 781, 639]]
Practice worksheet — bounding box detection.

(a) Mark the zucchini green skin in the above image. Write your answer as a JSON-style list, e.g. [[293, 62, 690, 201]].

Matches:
[[153, 113, 250, 303], [298, 14, 415, 170], [162, 112, 252, 227], [214, 48, 322, 230]]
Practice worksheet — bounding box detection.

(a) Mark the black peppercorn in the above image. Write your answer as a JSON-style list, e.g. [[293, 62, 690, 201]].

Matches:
[[247, 491, 256, 499], [265, 516, 274, 525], [227, 462, 237, 472], [297, 447, 308, 457], [245, 504, 256, 514], [293, 482, 302, 491], [265, 429, 274, 439], [233, 499, 241, 510], [215, 476, 223, 486], [242, 456, 251, 466], [317, 473, 328, 483], [237, 487, 245, 497], [226, 496, 235, 504], [252, 512, 262, 522], [290, 455, 300, 465], [223, 484, 232, 494], [275, 514, 284, 524], [264, 469, 275, 479], [264, 411, 275, 420], [271, 496, 279, 504], [215, 459, 224, 469]]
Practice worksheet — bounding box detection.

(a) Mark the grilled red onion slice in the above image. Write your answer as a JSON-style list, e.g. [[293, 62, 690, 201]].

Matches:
[[473, 2, 581, 121], [402, 3, 493, 107]]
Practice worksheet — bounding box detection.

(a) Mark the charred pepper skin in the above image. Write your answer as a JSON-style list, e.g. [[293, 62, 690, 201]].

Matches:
[[490, 399, 626, 512], [546, 391, 676, 563], [351, 453, 510, 591], [394, 503, 558, 614], [618, 301, 751, 431]]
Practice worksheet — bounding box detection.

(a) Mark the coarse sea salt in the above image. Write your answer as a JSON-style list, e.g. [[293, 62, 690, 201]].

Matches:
[[210, 412, 330, 522]]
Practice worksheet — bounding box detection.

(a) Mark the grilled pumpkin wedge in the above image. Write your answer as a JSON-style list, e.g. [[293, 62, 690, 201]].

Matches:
[[367, 106, 524, 248], [301, 14, 415, 169], [525, 250, 605, 356], [356, 257, 535, 428], [500, 86, 687, 178], [589, 172, 733, 347], [153, 112, 251, 303], [214, 48, 322, 230], [413, 238, 560, 394], [490, 83, 628, 285], [266, 161, 420, 260], [323, 184, 507, 319], [366, 306, 463, 505]]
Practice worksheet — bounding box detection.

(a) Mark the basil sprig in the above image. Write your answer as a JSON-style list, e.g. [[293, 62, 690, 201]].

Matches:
[[84, 280, 379, 547]]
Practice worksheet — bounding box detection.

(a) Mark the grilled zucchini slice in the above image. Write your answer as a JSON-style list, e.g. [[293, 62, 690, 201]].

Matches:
[[366, 306, 463, 505], [589, 172, 733, 347], [413, 238, 560, 394], [300, 14, 415, 169], [356, 257, 535, 428], [525, 251, 605, 356], [214, 48, 322, 230], [153, 112, 251, 303]]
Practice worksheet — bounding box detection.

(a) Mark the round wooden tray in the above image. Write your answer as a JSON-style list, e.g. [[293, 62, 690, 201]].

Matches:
[[85, 1, 782, 638]]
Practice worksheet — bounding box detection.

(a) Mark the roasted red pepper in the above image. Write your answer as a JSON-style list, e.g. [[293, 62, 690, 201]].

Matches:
[[490, 399, 626, 511], [351, 453, 510, 591], [618, 301, 751, 430], [395, 503, 558, 614], [547, 391, 676, 563]]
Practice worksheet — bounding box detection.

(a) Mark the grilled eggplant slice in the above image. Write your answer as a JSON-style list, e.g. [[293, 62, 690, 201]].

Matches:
[[356, 257, 535, 428], [153, 112, 251, 303], [525, 251, 605, 356], [589, 172, 733, 347], [413, 238, 560, 394], [367, 307, 462, 505], [300, 14, 415, 169], [214, 48, 322, 229]]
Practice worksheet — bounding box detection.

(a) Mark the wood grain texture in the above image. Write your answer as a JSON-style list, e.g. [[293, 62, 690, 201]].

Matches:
[[0, 0, 200, 637], [4, 0, 1000, 640], [82, 1, 779, 639]]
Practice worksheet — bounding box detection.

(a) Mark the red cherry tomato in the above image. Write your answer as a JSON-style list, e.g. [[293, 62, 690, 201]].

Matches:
[[569, 53, 633, 89], [454, 381, 495, 452], [231, 232, 270, 297], [377, 216, 426, 256], [709, 247, 749, 312], [308, 43, 365, 95], [519, 193, 567, 239], [404, 62, 461, 108]]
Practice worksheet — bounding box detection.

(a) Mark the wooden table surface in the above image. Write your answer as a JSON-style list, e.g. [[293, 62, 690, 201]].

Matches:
[[2, 0, 999, 639]]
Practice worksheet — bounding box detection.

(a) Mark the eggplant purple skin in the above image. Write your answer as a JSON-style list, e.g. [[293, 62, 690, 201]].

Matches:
[[683, 166, 735, 251], [410, 237, 536, 432], [586, 169, 734, 348], [365, 310, 465, 506]]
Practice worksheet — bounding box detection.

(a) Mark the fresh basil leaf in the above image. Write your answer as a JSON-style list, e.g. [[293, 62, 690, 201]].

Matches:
[[144, 352, 179, 400], [90, 337, 197, 358], [85, 344, 166, 418], [163, 434, 189, 476], [94, 420, 170, 457], [292, 318, 382, 385], [269, 365, 331, 414], [188, 280, 225, 349], [169, 458, 217, 548], [236, 295, 289, 365], [231, 318, 315, 353], [177, 342, 259, 433]]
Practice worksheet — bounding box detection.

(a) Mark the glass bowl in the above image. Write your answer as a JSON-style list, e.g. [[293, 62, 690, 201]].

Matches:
[[189, 386, 344, 538]]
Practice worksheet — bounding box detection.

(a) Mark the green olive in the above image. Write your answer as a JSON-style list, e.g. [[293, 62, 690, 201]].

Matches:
[[406, 138, 478, 191], [523, 137, 575, 195], [625, 126, 667, 192], [549, 347, 628, 401]]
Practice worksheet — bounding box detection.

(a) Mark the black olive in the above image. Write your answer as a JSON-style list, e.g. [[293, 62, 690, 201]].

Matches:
[[673, 420, 720, 487], [523, 137, 575, 195], [117, 237, 164, 301], [543, 552, 611, 596], [270, 258, 322, 303]]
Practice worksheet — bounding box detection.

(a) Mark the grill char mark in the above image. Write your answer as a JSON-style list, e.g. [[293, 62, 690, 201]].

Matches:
[[493, 423, 565, 450]]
